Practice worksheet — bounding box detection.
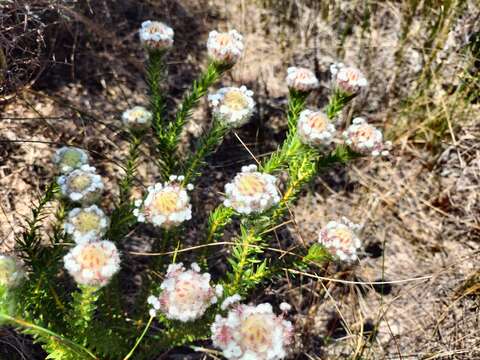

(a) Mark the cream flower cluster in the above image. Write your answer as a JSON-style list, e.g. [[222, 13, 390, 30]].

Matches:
[[57, 164, 104, 204], [286, 67, 319, 92], [207, 30, 244, 65], [0, 255, 25, 289], [224, 165, 280, 215], [330, 63, 368, 94], [139, 20, 174, 50], [64, 205, 109, 244], [134, 175, 193, 228], [63, 241, 120, 287], [121, 106, 152, 130], [53, 147, 89, 174], [297, 109, 336, 147], [211, 302, 293, 360], [148, 263, 222, 322], [318, 217, 362, 262], [343, 117, 390, 156], [208, 86, 255, 128]]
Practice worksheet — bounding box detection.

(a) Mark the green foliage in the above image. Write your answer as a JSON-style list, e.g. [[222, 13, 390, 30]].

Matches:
[[147, 49, 168, 137], [16, 182, 59, 270], [67, 286, 99, 346], [183, 117, 229, 184], [226, 224, 269, 295], [303, 243, 332, 266], [325, 89, 356, 119], [107, 133, 142, 243], [262, 90, 308, 173], [0, 313, 97, 360], [205, 205, 235, 246], [155, 62, 228, 177]]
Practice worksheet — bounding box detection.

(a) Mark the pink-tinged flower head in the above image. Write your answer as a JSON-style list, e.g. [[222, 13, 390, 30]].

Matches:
[[297, 109, 336, 147], [207, 30, 244, 65], [318, 217, 362, 262], [57, 165, 104, 204], [330, 63, 368, 94], [223, 165, 280, 215], [133, 175, 193, 228], [343, 117, 391, 156], [139, 20, 174, 50], [63, 241, 120, 287], [208, 86, 255, 128], [286, 67, 319, 92], [211, 303, 293, 360], [147, 263, 222, 322]]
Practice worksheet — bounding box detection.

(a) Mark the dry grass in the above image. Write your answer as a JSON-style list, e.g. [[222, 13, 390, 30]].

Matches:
[[0, 0, 479, 358]]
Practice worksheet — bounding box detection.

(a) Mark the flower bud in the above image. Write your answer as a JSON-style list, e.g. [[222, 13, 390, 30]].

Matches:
[[139, 20, 174, 51], [133, 176, 193, 228], [207, 30, 244, 65], [208, 86, 255, 128], [286, 67, 319, 92], [57, 165, 104, 204], [223, 165, 280, 215], [121, 106, 152, 130], [147, 262, 222, 322], [64, 205, 109, 244], [63, 241, 120, 287], [211, 302, 293, 360], [53, 147, 89, 174], [318, 217, 362, 262], [297, 109, 336, 147]]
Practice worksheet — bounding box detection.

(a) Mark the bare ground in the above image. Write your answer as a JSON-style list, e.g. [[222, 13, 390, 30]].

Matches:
[[0, 0, 479, 359]]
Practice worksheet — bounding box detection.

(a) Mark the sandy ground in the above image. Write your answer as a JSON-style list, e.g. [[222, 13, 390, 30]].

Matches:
[[1, 0, 479, 358]]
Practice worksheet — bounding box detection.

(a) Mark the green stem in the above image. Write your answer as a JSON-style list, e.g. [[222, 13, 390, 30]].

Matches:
[[147, 49, 168, 139], [69, 286, 99, 345], [261, 90, 308, 173], [160, 62, 227, 176], [325, 89, 355, 120], [183, 118, 229, 184], [0, 313, 98, 359], [123, 316, 154, 360]]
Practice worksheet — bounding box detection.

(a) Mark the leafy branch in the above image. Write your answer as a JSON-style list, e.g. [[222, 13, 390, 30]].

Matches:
[[183, 117, 229, 184]]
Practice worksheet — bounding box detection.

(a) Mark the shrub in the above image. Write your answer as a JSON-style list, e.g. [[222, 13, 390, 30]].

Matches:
[[0, 18, 390, 360]]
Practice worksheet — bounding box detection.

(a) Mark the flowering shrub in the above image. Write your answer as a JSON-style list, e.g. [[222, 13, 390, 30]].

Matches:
[[0, 15, 391, 360]]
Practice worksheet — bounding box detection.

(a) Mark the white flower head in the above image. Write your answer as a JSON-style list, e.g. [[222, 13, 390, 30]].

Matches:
[[221, 294, 242, 310], [0, 255, 25, 289], [53, 147, 89, 174], [63, 240, 120, 287], [57, 164, 104, 205], [134, 176, 193, 228], [139, 20, 174, 50], [286, 67, 319, 92], [207, 30, 244, 65], [211, 302, 294, 360], [121, 106, 152, 130], [223, 165, 280, 215], [297, 109, 336, 147], [208, 86, 255, 128], [318, 217, 362, 262], [148, 263, 222, 322], [343, 117, 391, 156], [64, 205, 109, 244], [330, 62, 368, 94]]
